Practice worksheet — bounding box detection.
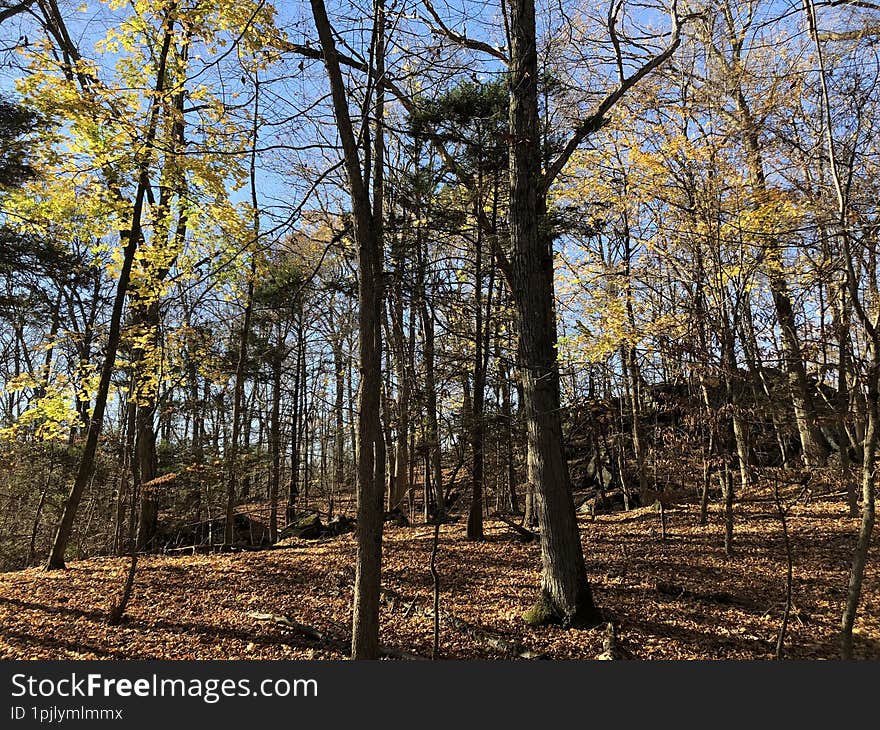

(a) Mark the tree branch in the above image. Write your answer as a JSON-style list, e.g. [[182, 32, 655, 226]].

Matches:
[[541, 2, 690, 194], [420, 0, 508, 62], [0, 0, 35, 24]]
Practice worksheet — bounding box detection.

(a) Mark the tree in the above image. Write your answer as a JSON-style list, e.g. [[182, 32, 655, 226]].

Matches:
[[803, 0, 877, 659], [24, 0, 280, 567], [308, 0, 386, 659], [508, 0, 683, 626]]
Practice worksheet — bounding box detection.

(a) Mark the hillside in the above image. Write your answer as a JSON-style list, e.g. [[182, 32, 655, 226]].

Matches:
[[2, 487, 877, 661]]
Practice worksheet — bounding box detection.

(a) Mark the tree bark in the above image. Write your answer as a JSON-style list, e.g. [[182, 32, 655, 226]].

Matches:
[[840, 357, 877, 658], [467, 197, 486, 541], [309, 0, 385, 659], [225, 253, 256, 546], [508, 0, 599, 627], [269, 327, 283, 544]]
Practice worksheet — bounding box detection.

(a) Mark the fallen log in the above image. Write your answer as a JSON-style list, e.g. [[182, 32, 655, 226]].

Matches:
[[654, 581, 757, 609], [439, 610, 543, 659]]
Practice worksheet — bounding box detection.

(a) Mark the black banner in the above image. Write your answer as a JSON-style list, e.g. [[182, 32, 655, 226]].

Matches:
[[0, 660, 873, 728]]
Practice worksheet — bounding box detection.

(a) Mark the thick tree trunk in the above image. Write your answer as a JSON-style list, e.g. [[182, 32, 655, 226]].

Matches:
[[508, 0, 599, 627], [135, 398, 158, 551], [133, 43, 189, 552], [467, 206, 486, 541], [132, 300, 160, 552]]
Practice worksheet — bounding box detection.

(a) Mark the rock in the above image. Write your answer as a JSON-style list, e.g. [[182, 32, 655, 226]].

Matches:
[[584, 454, 614, 490], [326, 514, 354, 536], [383, 507, 409, 527], [577, 489, 642, 517], [280, 512, 323, 540], [577, 496, 599, 516]]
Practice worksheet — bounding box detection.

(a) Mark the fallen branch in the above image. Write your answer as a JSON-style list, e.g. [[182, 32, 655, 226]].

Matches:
[[247, 611, 425, 661], [439, 610, 543, 659], [492, 514, 537, 542], [161, 536, 346, 556], [380, 587, 543, 659]]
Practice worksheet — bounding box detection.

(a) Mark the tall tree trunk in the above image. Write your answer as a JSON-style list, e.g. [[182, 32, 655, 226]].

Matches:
[[309, 0, 385, 659], [620, 204, 649, 505], [840, 355, 878, 658], [832, 278, 857, 514], [417, 213, 444, 520], [509, 0, 599, 627], [134, 395, 159, 550], [467, 199, 486, 541], [736, 96, 829, 467], [333, 335, 346, 495], [499, 334, 519, 514], [269, 327, 283, 544], [288, 312, 303, 523], [389, 232, 410, 512], [133, 34, 190, 552], [621, 345, 648, 505], [225, 253, 256, 546]]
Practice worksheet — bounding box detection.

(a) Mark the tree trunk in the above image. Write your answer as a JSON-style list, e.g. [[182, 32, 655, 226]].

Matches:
[[269, 329, 282, 543], [508, 0, 599, 627], [467, 199, 486, 541], [418, 229, 444, 520], [333, 335, 346, 496], [840, 357, 878, 658], [225, 253, 256, 547], [309, 0, 385, 659], [46, 21, 175, 569], [389, 234, 410, 512], [737, 97, 829, 466], [722, 465, 734, 558], [500, 352, 519, 514], [288, 313, 304, 523]]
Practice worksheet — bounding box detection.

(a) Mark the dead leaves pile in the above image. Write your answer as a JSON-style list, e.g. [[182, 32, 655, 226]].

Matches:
[[0, 488, 877, 660]]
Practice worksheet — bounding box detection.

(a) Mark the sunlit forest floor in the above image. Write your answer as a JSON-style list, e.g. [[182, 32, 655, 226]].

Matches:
[[1, 487, 877, 660]]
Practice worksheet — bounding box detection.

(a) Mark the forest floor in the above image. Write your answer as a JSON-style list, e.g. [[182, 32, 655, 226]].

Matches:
[[1, 485, 878, 660]]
